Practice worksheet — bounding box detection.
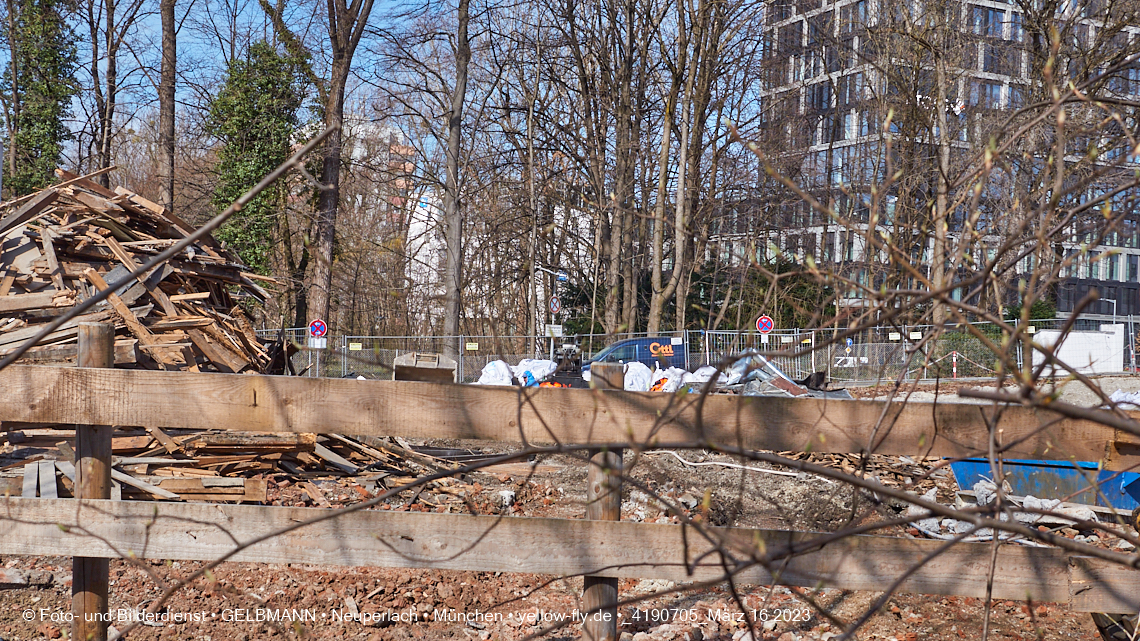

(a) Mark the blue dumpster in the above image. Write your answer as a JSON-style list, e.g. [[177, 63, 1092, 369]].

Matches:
[[950, 458, 1140, 511]]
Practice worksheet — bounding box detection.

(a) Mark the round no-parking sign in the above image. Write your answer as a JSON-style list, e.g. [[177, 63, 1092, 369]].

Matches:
[[309, 318, 327, 338], [756, 315, 774, 333]]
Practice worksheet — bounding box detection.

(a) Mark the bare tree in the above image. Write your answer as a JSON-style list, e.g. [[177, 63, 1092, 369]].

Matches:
[[441, 0, 470, 356], [261, 0, 377, 327], [80, 0, 146, 186], [158, 0, 176, 211]]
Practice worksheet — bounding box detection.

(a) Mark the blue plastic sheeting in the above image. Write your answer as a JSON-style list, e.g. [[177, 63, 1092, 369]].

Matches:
[[950, 459, 1140, 510]]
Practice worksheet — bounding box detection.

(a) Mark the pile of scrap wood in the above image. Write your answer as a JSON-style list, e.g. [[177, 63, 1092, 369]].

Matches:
[[778, 451, 958, 499], [0, 168, 283, 372], [0, 426, 460, 504]]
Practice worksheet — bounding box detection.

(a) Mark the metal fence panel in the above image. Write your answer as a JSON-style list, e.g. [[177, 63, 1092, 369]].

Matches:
[[256, 318, 1139, 382]]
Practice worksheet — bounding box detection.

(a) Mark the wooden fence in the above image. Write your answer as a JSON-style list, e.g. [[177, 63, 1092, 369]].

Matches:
[[1, 363, 1139, 628]]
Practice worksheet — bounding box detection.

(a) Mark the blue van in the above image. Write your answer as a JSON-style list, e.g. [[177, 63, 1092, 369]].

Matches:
[[581, 337, 688, 373]]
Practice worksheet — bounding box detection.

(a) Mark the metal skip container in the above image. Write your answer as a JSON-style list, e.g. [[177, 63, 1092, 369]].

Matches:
[[393, 352, 458, 383]]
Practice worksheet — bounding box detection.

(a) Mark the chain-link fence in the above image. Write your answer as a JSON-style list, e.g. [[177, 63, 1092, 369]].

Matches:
[[340, 335, 536, 382], [338, 333, 688, 382], [256, 317, 1140, 382]]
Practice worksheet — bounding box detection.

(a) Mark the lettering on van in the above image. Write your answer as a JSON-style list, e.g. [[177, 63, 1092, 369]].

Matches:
[[649, 342, 674, 357]]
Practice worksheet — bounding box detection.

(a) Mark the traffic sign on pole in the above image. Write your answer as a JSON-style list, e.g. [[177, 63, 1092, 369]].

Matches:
[[549, 296, 562, 315], [308, 318, 327, 338], [756, 315, 774, 334]]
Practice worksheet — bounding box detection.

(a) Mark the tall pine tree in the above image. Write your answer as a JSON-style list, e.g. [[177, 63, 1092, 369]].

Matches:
[[2, 0, 78, 196]]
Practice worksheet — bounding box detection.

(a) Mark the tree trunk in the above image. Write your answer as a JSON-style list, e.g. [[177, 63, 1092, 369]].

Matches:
[[6, 0, 19, 183], [646, 83, 678, 335], [308, 69, 348, 325], [85, 0, 104, 176], [671, 45, 699, 331], [526, 44, 539, 343], [259, 0, 374, 330], [441, 0, 471, 357], [97, 0, 116, 187], [158, 0, 175, 212], [931, 55, 952, 326]]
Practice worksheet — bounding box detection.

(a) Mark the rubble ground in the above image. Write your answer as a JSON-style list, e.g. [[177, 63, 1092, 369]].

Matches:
[[0, 557, 1104, 640], [0, 441, 1115, 640]]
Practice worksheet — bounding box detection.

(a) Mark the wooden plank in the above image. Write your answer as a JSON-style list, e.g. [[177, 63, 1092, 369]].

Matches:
[[243, 478, 268, 502], [313, 443, 358, 474], [0, 477, 21, 496], [37, 460, 57, 498], [0, 291, 69, 313], [194, 454, 257, 467], [1070, 556, 1140, 612], [109, 470, 180, 499], [148, 316, 212, 330], [301, 482, 331, 507], [84, 269, 179, 368], [39, 229, 66, 290], [145, 425, 182, 455], [0, 190, 59, 237], [0, 498, 1134, 611], [55, 169, 116, 199], [113, 186, 228, 259], [55, 459, 75, 482], [114, 457, 189, 466], [181, 345, 200, 373], [112, 435, 155, 452], [185, 432, 315, 452], [142, 477, 244, 487], [71, 189, 124, 214], [169, 292, 211, 302], [0, 454, 42, 472], [149, 479, 243, 493], [187, 329, 249, 373], [0, 366, 1135, 470], [0, 310, 114, 348], [0, 267, 14, 296], [100, 235, 177, 315], [21, 463, 37, 497], [83, 269, 151, 342], [128, 479, 264, 503], [328, 434, 391, 462], [1, 339, 140, 366]]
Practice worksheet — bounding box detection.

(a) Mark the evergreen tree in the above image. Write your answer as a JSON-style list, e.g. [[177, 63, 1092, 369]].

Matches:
[[1, 0, 79, 196], [206, 41, 304, 274]]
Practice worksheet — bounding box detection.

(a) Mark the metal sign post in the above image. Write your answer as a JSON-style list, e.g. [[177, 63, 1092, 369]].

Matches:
[[309, 319, 327, 377]]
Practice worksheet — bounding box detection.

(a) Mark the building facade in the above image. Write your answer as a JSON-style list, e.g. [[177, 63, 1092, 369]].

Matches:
[[731, 0, 1140, 322]]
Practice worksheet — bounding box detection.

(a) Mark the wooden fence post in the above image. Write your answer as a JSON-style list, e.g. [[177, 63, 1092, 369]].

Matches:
[[73, 322, 114, 641], [583, 362, 623, 641]]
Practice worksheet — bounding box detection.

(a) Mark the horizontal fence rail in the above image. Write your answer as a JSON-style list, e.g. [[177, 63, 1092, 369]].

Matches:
[[0, 498, 1136, 613], [0, 365, 1138, 470]]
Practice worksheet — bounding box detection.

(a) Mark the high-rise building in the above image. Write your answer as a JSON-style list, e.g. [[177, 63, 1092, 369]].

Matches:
[[728, 0, 1140, 322]]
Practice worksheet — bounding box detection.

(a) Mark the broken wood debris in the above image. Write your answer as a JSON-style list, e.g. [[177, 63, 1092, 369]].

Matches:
[[0, 169, 278, 372], [0, 426, 461, 506]]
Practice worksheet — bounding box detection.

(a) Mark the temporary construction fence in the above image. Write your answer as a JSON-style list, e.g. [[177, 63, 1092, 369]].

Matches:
[[258, 317, 1140, 383]]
